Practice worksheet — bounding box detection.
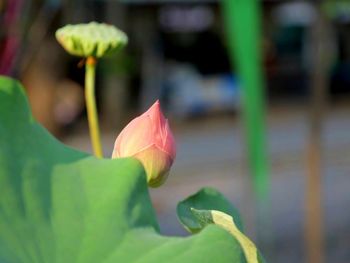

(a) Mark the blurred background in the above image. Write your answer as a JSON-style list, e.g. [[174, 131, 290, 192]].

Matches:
[[1, 0, 350, 262]]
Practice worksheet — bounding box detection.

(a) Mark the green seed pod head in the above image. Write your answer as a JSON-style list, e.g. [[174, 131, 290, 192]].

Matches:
[[56, 22, 128, 58]]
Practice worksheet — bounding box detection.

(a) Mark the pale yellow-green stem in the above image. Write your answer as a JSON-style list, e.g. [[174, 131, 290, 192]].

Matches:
[[85, 57, 103, 158]]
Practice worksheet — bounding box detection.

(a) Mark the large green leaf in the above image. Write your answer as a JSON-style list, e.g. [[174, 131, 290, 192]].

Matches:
[[0, 76, 248, 263]]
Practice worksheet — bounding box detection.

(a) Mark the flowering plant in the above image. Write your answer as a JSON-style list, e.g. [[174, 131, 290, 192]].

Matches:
[[0, 23, 265, 263]]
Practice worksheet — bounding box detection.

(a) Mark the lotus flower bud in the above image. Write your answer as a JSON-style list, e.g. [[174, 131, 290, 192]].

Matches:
[[112, 101, 176, 187], [56, 22, 128, 58]]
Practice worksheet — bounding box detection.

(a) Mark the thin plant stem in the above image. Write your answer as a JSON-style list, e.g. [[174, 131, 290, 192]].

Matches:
[[85, 56, 103, 158]]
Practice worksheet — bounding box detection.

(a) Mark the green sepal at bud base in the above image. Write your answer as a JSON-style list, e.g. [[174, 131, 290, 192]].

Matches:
[[55, 22, 128, 58]]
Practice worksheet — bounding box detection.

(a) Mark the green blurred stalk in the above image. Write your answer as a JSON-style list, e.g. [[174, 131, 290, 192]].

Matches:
[[221, 0, 272, 259], [85, 57, 103, 158]]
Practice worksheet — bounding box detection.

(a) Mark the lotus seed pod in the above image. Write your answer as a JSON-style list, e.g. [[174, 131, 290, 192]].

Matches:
[[56, 22, 128, 58]]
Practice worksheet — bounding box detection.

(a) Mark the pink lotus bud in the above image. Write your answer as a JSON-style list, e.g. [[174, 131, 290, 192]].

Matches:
[[112, 100, 176, 187]]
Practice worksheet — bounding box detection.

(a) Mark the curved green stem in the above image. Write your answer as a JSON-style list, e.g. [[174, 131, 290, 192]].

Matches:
[[85, 57, 103, 158]]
